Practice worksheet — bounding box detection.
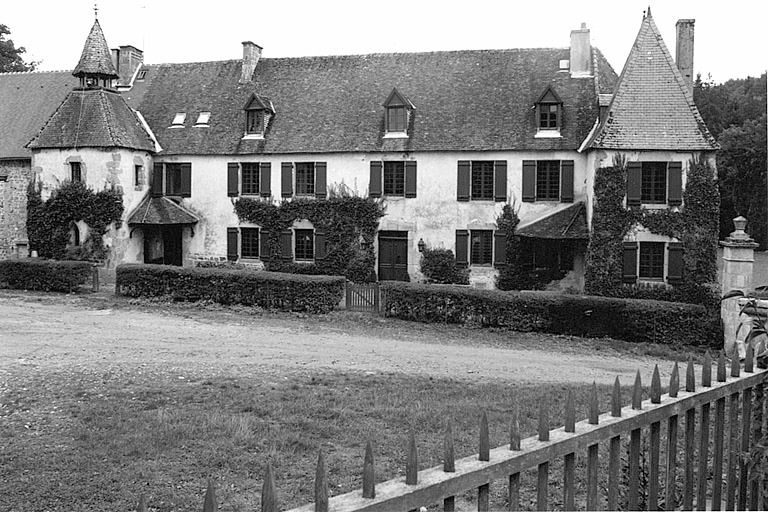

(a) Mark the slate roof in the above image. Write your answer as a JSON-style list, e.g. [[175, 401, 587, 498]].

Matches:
[[72, 19, 118, 79], [517, 202, 589, 239], [127, 195, 199, 225], [136, 48, 617, 155], [587, 14, 717, 151], [0, 71, 79, 159], [27, 87, 155, 151]]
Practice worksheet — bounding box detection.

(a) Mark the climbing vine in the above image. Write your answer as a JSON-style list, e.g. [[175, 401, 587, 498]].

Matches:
[[234, 189, 385, 282], [584, 156, 720, 306], [27, 180, 123, 261]]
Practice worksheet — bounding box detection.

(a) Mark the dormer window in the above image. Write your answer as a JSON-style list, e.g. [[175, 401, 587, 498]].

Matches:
[[246, 110, 264, 134], [535, 87, 563, 137], [171, 112, 186, 127], [195, 111, 211, 126], [136, 69, 147, 81], [383, 88, 414, 138], [243, 93, 275, 139]]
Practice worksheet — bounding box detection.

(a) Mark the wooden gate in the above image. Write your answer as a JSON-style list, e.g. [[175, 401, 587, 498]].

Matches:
[[345, 282, 380, 313]]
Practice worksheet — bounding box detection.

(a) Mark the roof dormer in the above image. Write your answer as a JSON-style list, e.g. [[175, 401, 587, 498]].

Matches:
[[242, 93, 275, 140], [383, 88, 414, 138], [534, 86, 563, 138]]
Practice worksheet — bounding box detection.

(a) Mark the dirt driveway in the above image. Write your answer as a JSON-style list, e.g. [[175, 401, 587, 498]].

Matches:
[[0, 291, 685, 385]]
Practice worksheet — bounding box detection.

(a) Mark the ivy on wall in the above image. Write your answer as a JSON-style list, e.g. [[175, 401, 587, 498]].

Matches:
[[233, 190, 385, 282], [584, 156, 720, 306], [27, 180, 124, 261]]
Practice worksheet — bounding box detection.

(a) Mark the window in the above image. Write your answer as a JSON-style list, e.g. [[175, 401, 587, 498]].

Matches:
[[294, 229, 314, 260], [195, 111, 211, 126], [241, 163, 260, 195], [241, 228, 260, 259], [70, 162, 82, 183], [245, 110, 263, 134], [639, 242, 665, 279], [171, 112, 186, 127], [165, 163, 183, 195], [538, 103, 560, 130], [471, 161, 495, 200], [386, 106, 407, 132], [383, 88, 413, 135], [470, 230, 493, 265], [134, 165, 143, 187], [295, 163, 315, 195], [536, 161, 560, 201], [383, 162, 405, 196], [136, 69, 147, 80], [641, 162, 667, 204]]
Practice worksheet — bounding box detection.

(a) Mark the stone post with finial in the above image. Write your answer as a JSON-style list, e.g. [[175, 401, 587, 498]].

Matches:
[[720, 216, 759, 357]]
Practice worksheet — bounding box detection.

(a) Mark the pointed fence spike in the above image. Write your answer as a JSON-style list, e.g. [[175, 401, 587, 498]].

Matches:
[[589, 382, 599, 424], [538, 398, 549, 441], [262, 464, 278, 512], [565, 389, 576, 432], [315, 450, 329, 512], [362, 440, 375, 498], [203, 479, 217, 512], [137, 494, 148, 512], [479, 411, 490, 461], [406, 431, 418, 485], [611, 377, 622, 417], [669, 362, 680, 397], [745, 343, 754, 372], [702, 350, 712, 386], [731, 353, 741, 377], [651, 365, 661, 403], [686, 357, 696, 392], [444, 420, 455, 472], [718, 351, 727, 382], [510, 402, 521, 451], [632, 370, 642, 410]]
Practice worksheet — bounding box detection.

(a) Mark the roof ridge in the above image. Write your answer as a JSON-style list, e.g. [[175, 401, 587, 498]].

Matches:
[[0, 69, 73, 75]]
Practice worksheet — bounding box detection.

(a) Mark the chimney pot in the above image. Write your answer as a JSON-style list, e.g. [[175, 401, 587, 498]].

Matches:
[[570, 24, 591, 78], [675, 19, 695, 96], [241, 41, 262, 83]]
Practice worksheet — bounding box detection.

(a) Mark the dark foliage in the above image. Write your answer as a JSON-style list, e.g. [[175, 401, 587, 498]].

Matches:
[[116, 264, 345, 314], [0, 24, 36, 72], [234, 195, 385, 282], [0, 259, 92, 293], [419, 248, 469, 285], [495, 203, 538, 290], [381, 281, 721, 347]]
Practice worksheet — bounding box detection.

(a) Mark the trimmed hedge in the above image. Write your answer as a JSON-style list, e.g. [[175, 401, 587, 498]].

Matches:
[[116, 264, 345, 314], [0, 258, 93, 292], [382, 281, 721, 346]]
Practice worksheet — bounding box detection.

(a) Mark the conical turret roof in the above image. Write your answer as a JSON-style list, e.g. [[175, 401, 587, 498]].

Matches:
[[72, 19, 118, 79]]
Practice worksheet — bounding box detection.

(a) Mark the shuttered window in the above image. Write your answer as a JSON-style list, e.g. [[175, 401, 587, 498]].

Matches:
[[470, 230, 493, 265], [294, 229, 314, 260], [383, 162, 405, 196], [241, 228, 259, 259], [536, 161, 560, 201], [241, 163, 260, 195], [639, 242, 665, 279], [641, 162, 667, 204], [295, 163, 315, 195], [165, 163, 183, 195], [471, 161, 494, 200]]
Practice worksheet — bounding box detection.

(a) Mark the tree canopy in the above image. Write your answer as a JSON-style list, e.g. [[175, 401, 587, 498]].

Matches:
[[0, 24, 36, 72]]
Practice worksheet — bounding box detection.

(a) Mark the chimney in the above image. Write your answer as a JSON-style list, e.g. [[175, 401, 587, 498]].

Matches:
[[676, 19, 695, 96], [241, 41, 262, 83], [111, 45, 144, 87], [570, 23, 591, 78], [111, 48, 120, 71]]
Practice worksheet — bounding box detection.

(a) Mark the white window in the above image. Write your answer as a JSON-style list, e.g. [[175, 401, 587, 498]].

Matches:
[[195, 112, 211, 126], [171, 112, 186, 127]]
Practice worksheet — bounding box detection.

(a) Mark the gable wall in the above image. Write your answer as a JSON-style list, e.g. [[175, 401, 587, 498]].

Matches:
[[0, 159, 32, 259]]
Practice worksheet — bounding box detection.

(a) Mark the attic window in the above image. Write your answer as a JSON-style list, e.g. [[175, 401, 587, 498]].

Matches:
[[171, 112, 186, 127], [195, 112, 211, 126], [383, 88, 414, 137], [242, 93, 273, 139], [136, 69, 147, 80], [535, 87, 563, 136], [245, 110, 264, 135]]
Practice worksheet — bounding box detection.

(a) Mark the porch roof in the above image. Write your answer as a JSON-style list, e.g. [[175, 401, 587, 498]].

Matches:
[[517, 202, 588, 240], [127, 195, 199, 225]]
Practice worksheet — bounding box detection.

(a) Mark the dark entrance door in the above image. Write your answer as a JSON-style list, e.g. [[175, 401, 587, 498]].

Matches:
[[378, 231, 408, 281], [162, 226, 183, 266]]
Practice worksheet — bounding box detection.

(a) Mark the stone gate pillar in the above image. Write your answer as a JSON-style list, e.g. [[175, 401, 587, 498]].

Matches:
[[721, 216, 758, 356]]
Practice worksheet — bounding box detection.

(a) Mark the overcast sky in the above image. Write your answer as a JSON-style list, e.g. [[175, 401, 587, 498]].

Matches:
[[4, 0, 766, 83]]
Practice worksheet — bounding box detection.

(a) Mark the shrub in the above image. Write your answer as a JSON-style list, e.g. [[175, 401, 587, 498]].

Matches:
[[116, 264, 345, 314], [381, 281, 721, 346], [420, 248, 469, 285], [0, 258, 93, 292]]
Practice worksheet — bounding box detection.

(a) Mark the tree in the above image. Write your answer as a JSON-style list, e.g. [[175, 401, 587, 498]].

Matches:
[[0, 24, 36, 72]]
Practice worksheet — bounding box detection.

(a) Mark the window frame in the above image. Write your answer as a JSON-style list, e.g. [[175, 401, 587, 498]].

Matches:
[[294, 162, 316, 196], [70, 162, 82, 183], [535, 160, 561, 201], [640, 162, 668, 204], [294, 228, 315, 261], [383, 161, 406, 196], [241, 163, 261, 196], [245, 109, 264, 135], [537, 102, 560, 130], [134, 165, 143, 188], [470, 229, 493, 266], [470, 161, 495, 201], [386, 106, 407, 133], [638, 242, 665, 280], [171, 112, 186, 127], [165, 163, 184, 196], [240, 227, 260, 259]]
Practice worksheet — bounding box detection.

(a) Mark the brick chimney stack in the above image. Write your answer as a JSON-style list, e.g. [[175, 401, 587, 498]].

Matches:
[[676, 19, 695, 96], [570, 23, 591, 78], [241, 41, 262, 83], [110, 45, 144, 87]]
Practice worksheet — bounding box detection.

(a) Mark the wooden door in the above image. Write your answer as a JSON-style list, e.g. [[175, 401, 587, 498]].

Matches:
[[378, 231, 408, 281], [162, 226, 183, 266]]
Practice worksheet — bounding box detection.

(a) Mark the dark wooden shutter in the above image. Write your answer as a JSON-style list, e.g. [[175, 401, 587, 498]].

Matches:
[[457, 161, 471, 201], [455, 230, 469, 267], [493, 160, 507, 202], [315, 232, 327, 260], [622, 241, 638, 284], [627, 162, 642, 207], [493, 231, 507, 267], [226, 228, 239, 261], [227, 163, 239, 197], [560, 160, 574, 203], [405, 161, 417, 198], [259, 163, 271, 197], [151, 162, 163, 196], [180, 163, 192, 197], [667, 162, 683, 206], [315, 162, 327, 199], [281, 162, 293, 197], [667, 242, 684, 284], [279, 230, 293, 260], [369, 161, 382, 198], [522, 160, 536, 202], [259, 230, 270, 261]]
